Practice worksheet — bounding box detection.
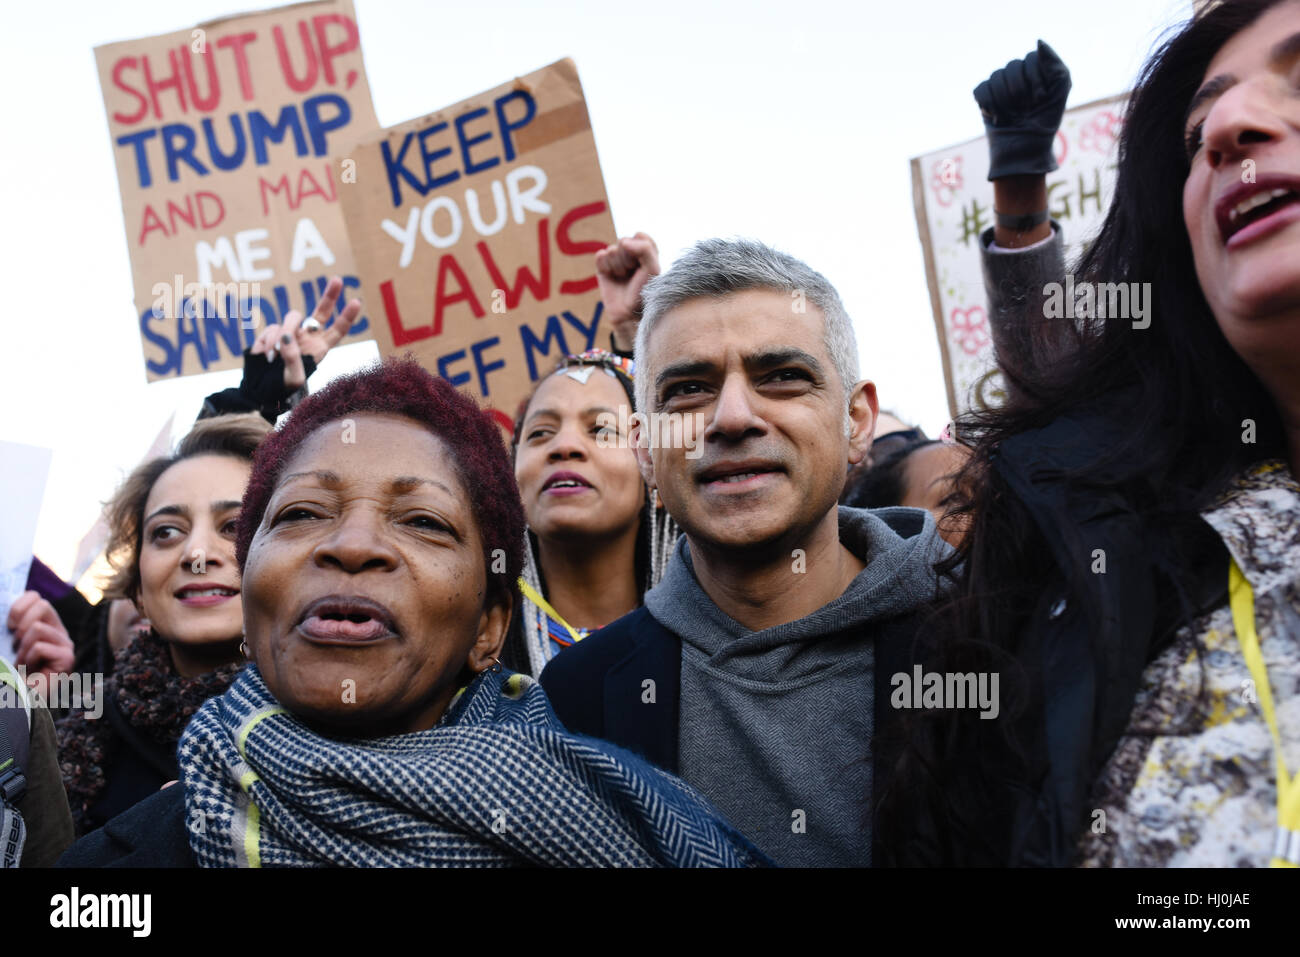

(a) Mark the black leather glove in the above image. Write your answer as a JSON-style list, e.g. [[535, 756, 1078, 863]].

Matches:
[[199, 349, 317, 423], [239, 347, 315, 410], [974, 40, 1071, 180]]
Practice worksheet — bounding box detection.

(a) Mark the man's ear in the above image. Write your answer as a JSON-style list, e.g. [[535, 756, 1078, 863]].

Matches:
[[467, 593, 511, 673], [631, 413, 656, 489], [847, 380, 879, 467]]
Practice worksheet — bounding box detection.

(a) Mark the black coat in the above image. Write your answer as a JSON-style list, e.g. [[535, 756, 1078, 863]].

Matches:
[[887, 406, 1228, 867], [78, 695, 180, 834], [963, 225, 1230, 866], [539, 608, 683, 771], [57, 784, 195, 867]]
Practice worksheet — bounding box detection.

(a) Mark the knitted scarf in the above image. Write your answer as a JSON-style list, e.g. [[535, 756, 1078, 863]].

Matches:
[[179, 664, 768, 867], [57, 629, 243, 834]]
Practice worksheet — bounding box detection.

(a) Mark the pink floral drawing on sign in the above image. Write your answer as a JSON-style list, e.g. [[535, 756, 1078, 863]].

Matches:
[[950, 305, 991, 355], [930, 156, 963, 207], [1079, 112, 1122, 154]]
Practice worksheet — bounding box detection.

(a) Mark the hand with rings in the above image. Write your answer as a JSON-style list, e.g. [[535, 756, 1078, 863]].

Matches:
[[251, 276, 362, 390]]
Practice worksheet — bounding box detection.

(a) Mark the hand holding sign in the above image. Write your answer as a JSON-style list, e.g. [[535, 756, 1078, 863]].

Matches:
[[7, 591, 74, 686], [596, 233, 660, 353], [252, 275, 362, 389]]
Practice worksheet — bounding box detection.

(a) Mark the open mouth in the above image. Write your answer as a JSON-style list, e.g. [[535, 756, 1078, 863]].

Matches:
[[296, 595, 398, 643], [542, 471, 594, 495], [1217, 179, 1300, 246], [175, 584, 239, 606]]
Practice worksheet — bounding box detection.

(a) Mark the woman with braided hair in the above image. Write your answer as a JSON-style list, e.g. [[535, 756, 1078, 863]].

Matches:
[[509, 349, 678, 677], [501, 231, 671, 677]]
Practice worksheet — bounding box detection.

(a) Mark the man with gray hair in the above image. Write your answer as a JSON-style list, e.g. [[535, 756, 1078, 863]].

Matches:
[[541, 238, 948, 866]]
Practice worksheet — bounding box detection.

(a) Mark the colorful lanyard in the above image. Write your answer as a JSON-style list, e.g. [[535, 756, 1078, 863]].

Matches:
[[1228, 558, 1300, 867], [517, 578, 588, 648]]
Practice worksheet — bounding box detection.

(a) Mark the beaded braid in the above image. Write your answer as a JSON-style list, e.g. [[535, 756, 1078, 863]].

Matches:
[[519, 533, 550, 680], [647, 492, 680, 586]]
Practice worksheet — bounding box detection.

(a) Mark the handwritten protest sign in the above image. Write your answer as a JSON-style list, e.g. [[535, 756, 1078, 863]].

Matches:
[[911, 95, 1126, 417], [96, 0, 379, 381], [1, 442, 54, 668], [338, 58, 615, 432]]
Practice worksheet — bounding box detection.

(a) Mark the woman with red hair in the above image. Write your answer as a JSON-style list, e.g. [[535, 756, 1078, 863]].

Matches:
[[60, 358, 765, 867]]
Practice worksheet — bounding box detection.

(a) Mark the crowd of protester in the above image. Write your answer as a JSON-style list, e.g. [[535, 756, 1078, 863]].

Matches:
[[2, 0, 1298, 868]]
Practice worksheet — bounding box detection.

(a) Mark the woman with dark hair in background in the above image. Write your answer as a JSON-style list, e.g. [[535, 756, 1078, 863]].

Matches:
[[879, 0, 1300, 867], [8, 284, 358, 857], [55, 280, 360, 836], [841, 437, 971, 545]]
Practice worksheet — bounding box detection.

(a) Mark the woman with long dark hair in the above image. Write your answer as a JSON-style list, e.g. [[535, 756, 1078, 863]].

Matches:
[[879, 0, 1300, 867]]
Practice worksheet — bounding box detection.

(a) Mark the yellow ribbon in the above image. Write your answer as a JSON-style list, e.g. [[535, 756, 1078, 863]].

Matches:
[[517, 577, 586, 646], [1229, 558, 1299, 867]]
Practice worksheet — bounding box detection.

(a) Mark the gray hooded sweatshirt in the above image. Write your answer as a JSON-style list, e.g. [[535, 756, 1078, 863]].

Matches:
[[645, 506, 949, 867]]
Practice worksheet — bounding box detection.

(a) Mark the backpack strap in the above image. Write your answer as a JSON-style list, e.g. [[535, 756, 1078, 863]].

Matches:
[[0, 659, 31, 868]]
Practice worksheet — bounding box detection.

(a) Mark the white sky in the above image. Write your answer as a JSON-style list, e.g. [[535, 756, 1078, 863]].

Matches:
[[0, 0, 1191, 582]]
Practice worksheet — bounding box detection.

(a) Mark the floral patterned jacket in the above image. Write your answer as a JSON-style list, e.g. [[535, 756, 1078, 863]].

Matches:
[[1079, 461, 1300, 866]]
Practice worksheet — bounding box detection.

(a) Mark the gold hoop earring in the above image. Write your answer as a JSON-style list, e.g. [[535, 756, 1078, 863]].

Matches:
[[489, 656, 502, 674], [240, 641, 249, 658]]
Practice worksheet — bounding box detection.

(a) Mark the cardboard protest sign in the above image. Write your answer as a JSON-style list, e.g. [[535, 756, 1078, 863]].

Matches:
[[911, 95, 1126, 417], [338, 58, 615, 432], [96, 0, 379, 381], [0, 442, 54, 668]]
